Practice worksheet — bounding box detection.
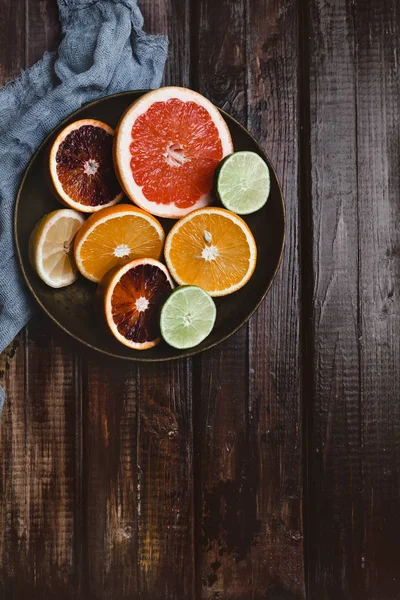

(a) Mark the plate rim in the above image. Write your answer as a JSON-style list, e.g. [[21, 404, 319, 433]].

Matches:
[[14, 90, 286, 362]]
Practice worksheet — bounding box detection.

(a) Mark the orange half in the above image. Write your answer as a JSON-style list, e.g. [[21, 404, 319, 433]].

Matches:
[[74, 204, 165, 283], [98, 258, 174, 350], [164, 207, 257, 296], [49, 119, 123, 213]]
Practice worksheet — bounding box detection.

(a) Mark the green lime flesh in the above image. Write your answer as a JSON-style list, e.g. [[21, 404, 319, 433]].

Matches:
[[160, 286, 217, 349], [216, 151, 270, 215]]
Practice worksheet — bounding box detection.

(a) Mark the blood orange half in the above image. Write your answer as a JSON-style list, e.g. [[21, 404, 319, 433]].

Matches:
[[114, 87, 234, 218], [49, 119, 123, 213], [98, 258, 174, 350]]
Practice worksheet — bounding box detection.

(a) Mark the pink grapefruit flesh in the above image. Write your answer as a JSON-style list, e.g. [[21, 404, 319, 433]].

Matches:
[[114, 87, 234, 218]]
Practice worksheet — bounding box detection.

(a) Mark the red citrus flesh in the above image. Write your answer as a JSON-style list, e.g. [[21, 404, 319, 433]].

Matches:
[[56, 124, 121, 208], [129, 98, 223, 210], [111, 263, 173, 346], [114, 88, 234, 218]]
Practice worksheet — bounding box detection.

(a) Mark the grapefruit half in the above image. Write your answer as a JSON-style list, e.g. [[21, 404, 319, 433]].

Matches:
[[114, 87, 234, 219]]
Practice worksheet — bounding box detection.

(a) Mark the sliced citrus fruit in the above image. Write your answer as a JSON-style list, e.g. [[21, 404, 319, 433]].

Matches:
[[164, 207, 257, 297], [160, 286, 217, 349], [216, 151, 271, 214], [49, 119, 123, 213], [98, 258, 174, 350], [114, 87, 234, 218], [29, 209, 85, 288], [74, 204, 165, 283]]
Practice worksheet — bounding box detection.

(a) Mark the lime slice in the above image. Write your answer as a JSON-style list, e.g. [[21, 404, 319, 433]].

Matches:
[[216, 151, 270, 215], [160, 286, 217, 349]]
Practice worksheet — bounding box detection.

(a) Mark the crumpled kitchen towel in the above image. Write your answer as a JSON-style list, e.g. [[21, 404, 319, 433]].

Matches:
[[0, 0, 168, 412]]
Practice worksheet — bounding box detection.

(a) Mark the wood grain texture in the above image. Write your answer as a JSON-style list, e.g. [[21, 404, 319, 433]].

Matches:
[[246, 0, 304, 596], [192, 1, 252, 597], [306, 0, 400, 596], [25, 0, 60, 65], [84, 2, 194, 599], [353, 1, 400, 597], [137, 362, 194, 599], [0, 322, 81, 599], [139, 0, 190, 86], [193, 0, 304, 597], [0, 0, 25, 82], [0, 0, 80, 596], [84, 362, 194, 600], [137, 4, 194, 598], [306, 0, 365, 597], [84, 360, 140, 599], [2, 0, 400, 597], [84, 360, 194, 600]]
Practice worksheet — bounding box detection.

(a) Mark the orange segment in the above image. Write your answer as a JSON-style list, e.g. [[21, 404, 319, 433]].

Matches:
[[164, 207, 257, 297], [74, 205, 165, 283]]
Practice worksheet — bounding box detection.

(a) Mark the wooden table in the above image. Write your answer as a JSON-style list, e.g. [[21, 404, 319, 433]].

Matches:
[[1, 1, 399, 598]]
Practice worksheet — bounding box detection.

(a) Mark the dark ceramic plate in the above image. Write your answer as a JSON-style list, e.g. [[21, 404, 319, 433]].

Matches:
[[15, 91, 285, 361]]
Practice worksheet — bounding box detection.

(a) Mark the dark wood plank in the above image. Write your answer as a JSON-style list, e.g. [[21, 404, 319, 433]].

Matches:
[[192, 2, 251, 595], [0, 335, 30, 596], [305, 0, 400, 596], [139, 0, 190, 86], [84, 361, 140, 599], [84, 360, 195, 600], [137, 362, 194, 599], [0, 323, 81, 599], [84, 2, 194, 599], [246, 0, 304, 595], [193, 0, 304, 597], [25, 0, 60, 65], [0, 0, 25, 82], [129, 6, 194, 596], [354, 3, 400, 596], [306, 2, 362, 597], [0, 0, 81, 596]]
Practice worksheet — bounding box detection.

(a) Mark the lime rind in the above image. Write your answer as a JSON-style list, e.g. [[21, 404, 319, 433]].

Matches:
[[216, 151, 270, 215], [160, 285, 217, 349]]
